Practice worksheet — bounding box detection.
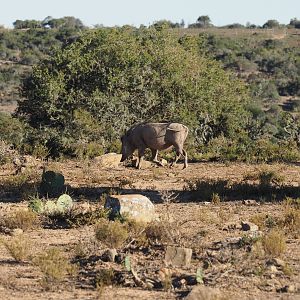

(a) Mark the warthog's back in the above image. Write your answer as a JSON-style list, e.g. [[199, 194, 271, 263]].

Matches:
[[138, 122, 188, 150]]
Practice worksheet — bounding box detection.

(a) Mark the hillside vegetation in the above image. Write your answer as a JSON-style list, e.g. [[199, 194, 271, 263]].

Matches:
[[0, 18, 300, 162]]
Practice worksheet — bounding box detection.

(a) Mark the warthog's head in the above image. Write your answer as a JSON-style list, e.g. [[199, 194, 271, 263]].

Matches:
[[120, 135, 135, 162]]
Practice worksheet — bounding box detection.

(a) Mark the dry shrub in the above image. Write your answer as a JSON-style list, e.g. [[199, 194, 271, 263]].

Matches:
[[243, 168, 285, 187], [0, 209, 40, 231], [1, 235, 32, 261], [0, 171, 39, 200], [211, 193, 221, 204], [67, 206, 109, 227], [125, 218, 147, 245], [281, 208, 300, 236], [250, 240, 265, 259], [144, 221, 171, 244], [95, 268, 115, 297], [95, 268, 114, 287], [262, 229, 286, 257], [250, 213, 278, 230], [95, 219, 128, 248], [280, 198, 300, 236], [73, 242, 87, 259], [250, 214, 267, 230], [33, 248, 77, 284], [198, 207, 216, 224]]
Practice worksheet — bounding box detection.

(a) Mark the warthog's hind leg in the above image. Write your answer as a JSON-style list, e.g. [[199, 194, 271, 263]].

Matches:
[[183, 149, 188, 169], [171, 148, 188, 169]]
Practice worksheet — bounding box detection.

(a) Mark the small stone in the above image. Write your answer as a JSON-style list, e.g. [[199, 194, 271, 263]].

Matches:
[[243, 200, 258, 206], [241, 221, 259, 232], [161, 159, 168, 166], [186, 286, 222, 300], [267, 258, 285, 268], [165, 246, 192, 268], [179, 278, 187, 288], [168, 173, 176, 178], [101, 248, 117, 262], [145, 281, 154, 289], [267, 265, 278, 273], [132, 158, 153, 169], [278, 285, 296, 293]]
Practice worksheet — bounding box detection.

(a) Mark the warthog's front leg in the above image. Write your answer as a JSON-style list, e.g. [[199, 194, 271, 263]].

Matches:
[[151, 148, 164, 166], [137, 147, 145, 169]]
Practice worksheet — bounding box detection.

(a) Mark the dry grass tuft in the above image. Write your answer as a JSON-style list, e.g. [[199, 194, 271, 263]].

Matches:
[[0, 209, 40, 231], [95, 219, 128, 248], [262, 229, 286, 257], [33, 248, 77, 285], [1, 234, 32, 262]]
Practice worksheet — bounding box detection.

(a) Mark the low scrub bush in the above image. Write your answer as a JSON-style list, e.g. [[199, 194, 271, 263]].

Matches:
[[0, 140, 14, 165], [95, 268, 115, 288], [0, 171, 39, 200], [281, 199, 300, 235], [0, 209, 40, 231], [250, 214, 278, 230], [144, 221, 171, 245], [184, 173, 300, 201], [262, 229, 286, 257], [95, 219, 128, 248], [1, 235, 32, 262], [243, 169, 284, 187], [33, 248, 77, 284], [67, 207, 110, 227], [184, 178, 229, 200]]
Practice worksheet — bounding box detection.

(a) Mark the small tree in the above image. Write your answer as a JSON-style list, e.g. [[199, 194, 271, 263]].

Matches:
[[263, 19, 280, 29], [289, 18, 300, 29], [196, 15, 213, 28]]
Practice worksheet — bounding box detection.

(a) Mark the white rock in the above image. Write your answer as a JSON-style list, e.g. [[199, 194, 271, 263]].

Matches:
[[105, 194, 155, 223], [94, 153, 122, 168]]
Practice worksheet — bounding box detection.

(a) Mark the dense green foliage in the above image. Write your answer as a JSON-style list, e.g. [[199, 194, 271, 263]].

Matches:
[[16, 28, 249, 157], [0, 19, 86, 108], [0, 17, 300, 162]]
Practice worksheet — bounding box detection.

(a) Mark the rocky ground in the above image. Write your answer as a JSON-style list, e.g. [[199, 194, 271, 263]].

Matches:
[[0, 158, 299, 299]]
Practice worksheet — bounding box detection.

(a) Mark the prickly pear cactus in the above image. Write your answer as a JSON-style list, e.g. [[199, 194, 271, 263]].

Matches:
[[43, 200, 58, 215], [40, 170, 65, 196], [56, 194, 73, 212], [28, 198, 44, 213]]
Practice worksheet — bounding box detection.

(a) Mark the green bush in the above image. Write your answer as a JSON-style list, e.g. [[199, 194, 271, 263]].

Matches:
[[95, 219, 128, 248], [17, 27, 249, 157], [0, 113, 25, 150]]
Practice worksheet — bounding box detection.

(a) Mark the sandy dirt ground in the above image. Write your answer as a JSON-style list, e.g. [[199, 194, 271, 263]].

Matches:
[[0, 160, 299, 299]]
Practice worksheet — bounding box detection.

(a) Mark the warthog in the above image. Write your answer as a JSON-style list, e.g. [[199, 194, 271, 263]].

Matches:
[[120, 122, 189, 169]]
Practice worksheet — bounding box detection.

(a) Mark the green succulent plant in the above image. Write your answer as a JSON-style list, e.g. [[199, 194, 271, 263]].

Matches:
[[40, 171, 65, 196]]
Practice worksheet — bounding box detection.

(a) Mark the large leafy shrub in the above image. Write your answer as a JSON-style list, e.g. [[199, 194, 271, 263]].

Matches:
[[17, 27, 249, 156]]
